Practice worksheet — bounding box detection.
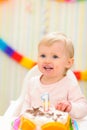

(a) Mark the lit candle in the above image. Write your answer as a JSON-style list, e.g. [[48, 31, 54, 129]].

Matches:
[[41, 93, 50, 112]]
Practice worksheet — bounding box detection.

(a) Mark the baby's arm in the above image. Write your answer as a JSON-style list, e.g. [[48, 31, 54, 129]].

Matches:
[[69, 85, 87, 119], [56, 84, 87, 119]]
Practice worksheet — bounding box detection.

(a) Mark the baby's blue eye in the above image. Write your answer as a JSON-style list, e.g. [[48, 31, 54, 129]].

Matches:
[[40, 54, 46, 58], [53, 55, 58, 59]]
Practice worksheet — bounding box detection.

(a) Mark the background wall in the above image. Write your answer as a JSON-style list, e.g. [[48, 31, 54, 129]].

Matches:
[[0, 0, 87, 115]]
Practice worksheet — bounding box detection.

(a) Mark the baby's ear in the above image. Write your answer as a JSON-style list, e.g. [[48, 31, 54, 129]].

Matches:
[[66, 57, 74, 69]]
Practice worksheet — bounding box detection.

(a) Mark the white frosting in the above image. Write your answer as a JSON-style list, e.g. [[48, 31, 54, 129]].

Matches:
[[23, 107, 69, 126]]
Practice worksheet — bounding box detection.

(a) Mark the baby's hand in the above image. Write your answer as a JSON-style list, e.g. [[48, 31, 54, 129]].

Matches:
[[55, 100, 72, 112]]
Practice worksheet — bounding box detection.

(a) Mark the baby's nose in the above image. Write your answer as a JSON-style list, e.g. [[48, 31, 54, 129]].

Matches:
[[44, 57, 51, 63]]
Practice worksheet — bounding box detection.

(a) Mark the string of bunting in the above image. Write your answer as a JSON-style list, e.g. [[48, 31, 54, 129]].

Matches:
[[0, 0, 85, 3], [0, 38, 36, 69], [55, 0, 85, 2], [0, 38, 87, 81], [0, 0, 8, 2]]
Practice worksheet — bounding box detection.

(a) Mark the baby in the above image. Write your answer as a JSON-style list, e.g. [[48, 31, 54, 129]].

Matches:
[[21, 32, 87, 119]]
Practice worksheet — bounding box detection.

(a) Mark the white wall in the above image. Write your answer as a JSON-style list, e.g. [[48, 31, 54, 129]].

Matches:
[[0, 0, 87, 115]]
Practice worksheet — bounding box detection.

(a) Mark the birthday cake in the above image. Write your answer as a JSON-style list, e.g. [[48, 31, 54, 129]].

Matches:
[[12, 106, 70, 130]]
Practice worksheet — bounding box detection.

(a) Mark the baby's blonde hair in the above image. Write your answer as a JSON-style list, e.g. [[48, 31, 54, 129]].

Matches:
[[38, 32, 74, 58]]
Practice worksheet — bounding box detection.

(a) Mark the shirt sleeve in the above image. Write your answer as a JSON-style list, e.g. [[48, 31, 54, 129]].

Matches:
[[68, 84, 87, 119]]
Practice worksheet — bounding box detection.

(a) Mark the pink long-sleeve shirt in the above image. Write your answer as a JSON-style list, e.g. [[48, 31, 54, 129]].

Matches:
[[22, 75, 87, 119]]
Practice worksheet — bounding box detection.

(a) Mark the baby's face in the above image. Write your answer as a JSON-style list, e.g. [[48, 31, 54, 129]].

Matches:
[[37, 42, 73, 81]]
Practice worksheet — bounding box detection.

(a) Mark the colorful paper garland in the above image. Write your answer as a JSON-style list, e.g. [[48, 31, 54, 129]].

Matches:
[[0, 38, 87, 81], [0, 38, 36, 69], [73, 71, 87, 81], [0, 0, 8, 2], [0, 0, 84, 3], [55, 0, 85, 2]]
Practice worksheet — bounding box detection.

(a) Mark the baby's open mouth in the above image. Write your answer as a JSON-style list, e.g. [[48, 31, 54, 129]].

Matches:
[[43, 66, 53, 70]]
